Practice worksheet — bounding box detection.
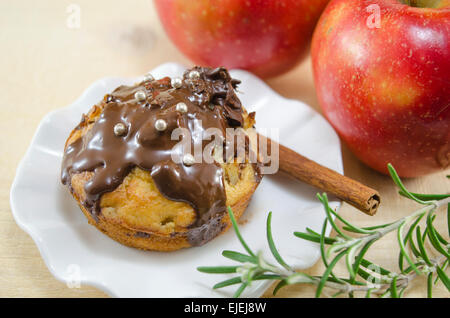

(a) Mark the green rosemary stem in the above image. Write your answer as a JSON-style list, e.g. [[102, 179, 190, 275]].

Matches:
[[366, 254, 448, 296], [268, 254, 448, 296], [198, 165, 449, 298], [367, 198, 447, 238], [266, 197, 448, 295], [357, 198, 446, 241]]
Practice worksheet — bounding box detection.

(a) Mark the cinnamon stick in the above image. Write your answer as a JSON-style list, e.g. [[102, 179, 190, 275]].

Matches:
[[259, 135, 380, 215]]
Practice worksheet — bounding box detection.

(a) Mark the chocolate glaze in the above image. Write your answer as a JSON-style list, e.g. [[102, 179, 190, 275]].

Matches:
[[61, 67, 257, 246]]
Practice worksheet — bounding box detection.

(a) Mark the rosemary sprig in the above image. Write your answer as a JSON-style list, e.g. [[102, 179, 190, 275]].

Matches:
[[198, 164, 450, 297]]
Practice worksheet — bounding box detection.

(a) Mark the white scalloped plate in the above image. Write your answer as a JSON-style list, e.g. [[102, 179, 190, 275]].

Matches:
[[10, 62, 342, 298]]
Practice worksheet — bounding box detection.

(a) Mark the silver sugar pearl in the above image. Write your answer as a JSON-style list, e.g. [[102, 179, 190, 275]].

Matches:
[[188, 70, 201, 80], [143, 73, 154, 82], [182, 154, 195, 166], [176, 102, 188, 113], [171, 77, 183, 89], [154, 119, 168, 132], [113, 123, 127, 136], [134, 90, 147, 101]]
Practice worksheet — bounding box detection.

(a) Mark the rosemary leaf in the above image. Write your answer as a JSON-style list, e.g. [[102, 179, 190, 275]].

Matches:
[[398, 221, 421, 274], [416, 226, 432, 266], [228, 207, 256, 258], [426, 211, 450, 259], [358, 222, 395, 231], [213, 277, 242, 289], [266, 212, 291, 271], [399, 213, 425, 271], [359, 258, 392, 275], [316, 251, 346, 298], [233, 283, 248, 298], [222, 250, 256, 263], [434, 226, 449, 245], [320, 218, 330, 268], [435, 266, 450, 291], [357, 267, 382, 285], [294, 231, 336, 245], [435, 260, 449, 285], [318, 193, 352, 240], [320, 198, 375, 235], [214, 274, 282, 290], [352, 240, 377, 283], [306, 227, 321, 236], [408, 230, 422, 258], [197, 266, 238, 274], [346, 241, 363, 281], [399, 190, 450, 201], [388, 163, 427, 205], [272, 280, 288, 296]]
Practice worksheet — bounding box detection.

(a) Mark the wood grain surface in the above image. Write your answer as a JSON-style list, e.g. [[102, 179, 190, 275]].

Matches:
[[0, 0, 448, 298]]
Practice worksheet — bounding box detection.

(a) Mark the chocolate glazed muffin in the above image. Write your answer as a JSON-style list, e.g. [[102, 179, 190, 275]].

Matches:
[[61, 67, 262, 251]]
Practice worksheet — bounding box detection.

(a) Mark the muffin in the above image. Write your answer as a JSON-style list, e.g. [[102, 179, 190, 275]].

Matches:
[[61, 66, 262, 251]]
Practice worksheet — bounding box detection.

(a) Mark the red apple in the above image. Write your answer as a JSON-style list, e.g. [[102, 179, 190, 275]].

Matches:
[[312, 0, 450, 177], [154, 0, 330, 78]]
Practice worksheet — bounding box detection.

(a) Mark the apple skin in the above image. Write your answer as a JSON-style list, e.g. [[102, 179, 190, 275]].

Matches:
[[312, 0, 450, 177], [154, 0, 330, 78]]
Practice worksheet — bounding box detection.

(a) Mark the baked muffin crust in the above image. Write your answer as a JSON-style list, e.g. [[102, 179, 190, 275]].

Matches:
[[61, 67, 261, 251]]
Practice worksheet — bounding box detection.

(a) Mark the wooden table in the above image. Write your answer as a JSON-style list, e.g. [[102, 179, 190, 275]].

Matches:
[[0, 0, 448, 298]]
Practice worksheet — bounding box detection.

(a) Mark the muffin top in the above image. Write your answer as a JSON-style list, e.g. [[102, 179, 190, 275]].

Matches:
[[61, 67, 258, 237]]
